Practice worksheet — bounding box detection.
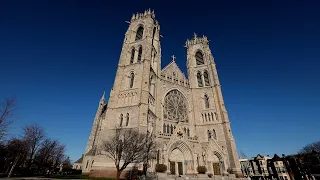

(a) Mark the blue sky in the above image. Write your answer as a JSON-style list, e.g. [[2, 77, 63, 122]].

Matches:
[[1, 0, 319, 162]]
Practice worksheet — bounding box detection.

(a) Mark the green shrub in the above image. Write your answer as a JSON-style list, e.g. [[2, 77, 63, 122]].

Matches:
[[155, 164, 167, 172], [197, 166, 207, 174]]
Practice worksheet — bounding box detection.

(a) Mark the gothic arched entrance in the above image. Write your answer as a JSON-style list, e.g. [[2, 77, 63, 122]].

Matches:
[[167, 140, 194, 175], [207, 152, 222, 175], [169, 148, 184, 175]]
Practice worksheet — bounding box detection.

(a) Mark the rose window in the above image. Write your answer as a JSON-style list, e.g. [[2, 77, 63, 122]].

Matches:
[[163, 90, 188, 122]]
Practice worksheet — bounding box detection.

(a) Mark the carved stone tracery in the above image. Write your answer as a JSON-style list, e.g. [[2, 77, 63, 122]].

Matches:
[[163, 90, 188, 123]]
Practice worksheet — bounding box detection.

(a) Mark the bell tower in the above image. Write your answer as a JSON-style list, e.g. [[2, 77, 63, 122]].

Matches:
[[186, 33, 242, 176], [104, 9, 161, 133]]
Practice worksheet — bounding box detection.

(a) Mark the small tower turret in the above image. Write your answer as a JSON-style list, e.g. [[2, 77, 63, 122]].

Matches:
[[85, 92, 106, 154]]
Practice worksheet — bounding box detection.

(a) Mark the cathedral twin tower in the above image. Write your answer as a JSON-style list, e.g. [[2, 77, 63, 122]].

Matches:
[[81, 9, 242, 178]]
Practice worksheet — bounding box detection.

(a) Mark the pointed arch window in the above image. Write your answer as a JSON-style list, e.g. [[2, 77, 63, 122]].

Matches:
[[135, 26, 144, 41], [130, 48, 135, 64], [152, 27, 156, 42], [119, 114, 123, 126], [126, 113, 129, 126], [197, 72, 203, 87], [196, 51, 204, 65], [137, 46, 142, 62], [204, 95, 210, 108], [163, 123, 166, 133], [86, 160, 89, 169], [157, 150, 160, 164], [149, 75, 155, 96], [203, 71, 210, 86], [130, 72, 135, 88], [212, 129, 217, 140]]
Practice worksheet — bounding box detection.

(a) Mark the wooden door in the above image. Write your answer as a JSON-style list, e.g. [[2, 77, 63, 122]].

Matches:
[[178, 162, 183, 175], [170, 161, 175, 175], [213, 163, 221, 175]]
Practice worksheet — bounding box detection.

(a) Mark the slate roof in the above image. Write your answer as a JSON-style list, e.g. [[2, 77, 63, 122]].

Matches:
[[74, 155, 83, 163]]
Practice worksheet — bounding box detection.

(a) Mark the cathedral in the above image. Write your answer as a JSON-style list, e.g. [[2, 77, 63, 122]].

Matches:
[[78, 9, 242, 178]]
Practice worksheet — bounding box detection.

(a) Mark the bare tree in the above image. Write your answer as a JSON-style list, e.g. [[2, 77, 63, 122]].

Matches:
[[101, 128, 157, 180], [6, 138, 28, 177], [23, 124, 45, 169], [299, 141, 320, 153], [0, 97, 16, 140], [52, 143, 66, 170]]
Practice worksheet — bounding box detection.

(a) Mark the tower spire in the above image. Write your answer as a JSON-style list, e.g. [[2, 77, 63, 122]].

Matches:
[[100, 91, 105, 104]]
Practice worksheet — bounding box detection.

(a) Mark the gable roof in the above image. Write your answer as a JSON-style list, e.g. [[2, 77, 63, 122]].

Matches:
[[161, 60, 187, 81], [74, 155, 83, 163], [86, 146, 97, 156], [273, 154, 282, 161], [255, 154, 264, 160]]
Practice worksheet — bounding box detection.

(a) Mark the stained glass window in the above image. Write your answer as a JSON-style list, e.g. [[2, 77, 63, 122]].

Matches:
[[163, 90, 188, 122]]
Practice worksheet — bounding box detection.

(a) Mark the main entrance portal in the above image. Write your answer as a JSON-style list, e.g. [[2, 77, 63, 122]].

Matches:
[[167, 140, 195, 175], [169, 148, 184, 175]]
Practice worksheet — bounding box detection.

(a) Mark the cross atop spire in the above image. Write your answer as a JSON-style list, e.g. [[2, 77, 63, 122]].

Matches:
[[171, 55, 176, 62]]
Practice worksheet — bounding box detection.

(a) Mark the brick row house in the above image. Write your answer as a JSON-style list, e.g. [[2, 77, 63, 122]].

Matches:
[[240, 152, 320, 180], [240, 154, 291, 180]]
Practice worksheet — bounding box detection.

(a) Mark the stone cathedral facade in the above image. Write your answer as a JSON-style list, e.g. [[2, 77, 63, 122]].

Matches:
[[80, 9, 242, 178]]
